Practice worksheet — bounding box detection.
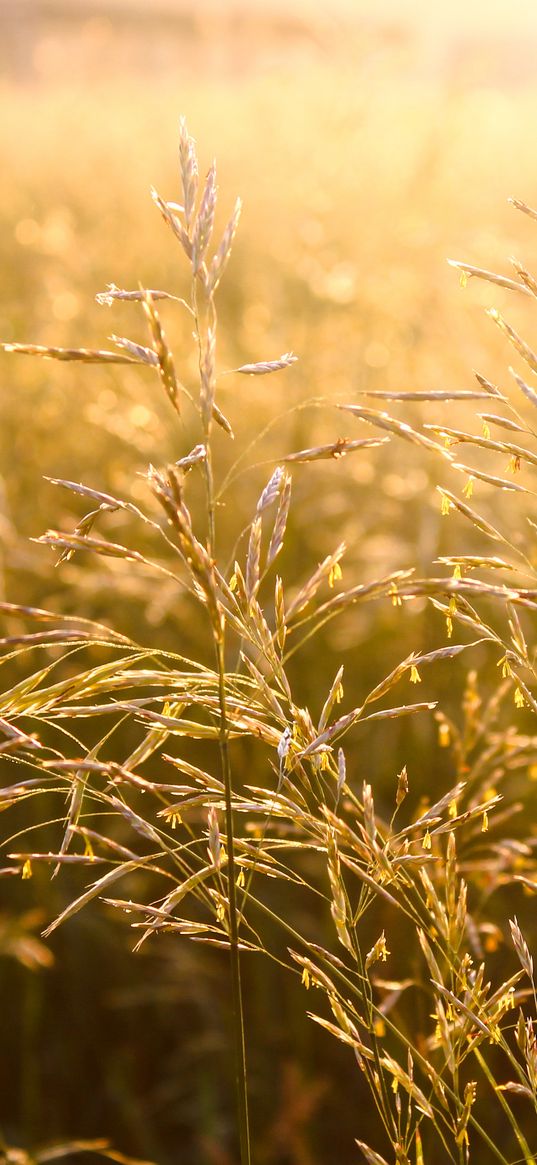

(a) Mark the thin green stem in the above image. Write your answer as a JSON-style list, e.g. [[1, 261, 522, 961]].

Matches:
[[474, 1047, 535, 1164], [216, 632, 251, 1165]]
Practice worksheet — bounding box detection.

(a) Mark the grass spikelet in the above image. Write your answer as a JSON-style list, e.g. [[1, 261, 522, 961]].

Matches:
[[509, 366, 537, 411], [245, 516, 262, 602], [286, 543, 346, 620], [509, 918, 534, 981], [233, 352, 298, 375], [192, 161, 217, 275], [150, 185, 192, 258], [0, 342, 142, 364], [488, 308, 537, 375], [142, 290, 181, 414], [509, 196, 537, 221], [282, 436, 388, 462], [256, 467, 284, 514], [199, 320, 217, 429], [96, 284, 188, 307], [178, 115, 199, 232], [447, 258, 531, 296], [266, 470, 292, 566], [208, 196, 242, 294], [110, 335, 159, 365], [452, 461, 530, 493], [339, 404, 451, 457], [477, 411, 528, 434], [510, 259, 537, 298], [436, 488, 508, 542]]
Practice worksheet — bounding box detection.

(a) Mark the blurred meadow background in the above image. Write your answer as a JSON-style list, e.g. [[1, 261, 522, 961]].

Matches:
[[3, 1, 537, 1162]]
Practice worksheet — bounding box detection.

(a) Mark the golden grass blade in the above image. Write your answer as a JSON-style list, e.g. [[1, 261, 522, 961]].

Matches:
[[212, 400, 234, 438], [192, 161, 217, 274], [0, 601, 133, 644], [200, 322, 216, 429], [412, 642, 485, 666], [0, 630, 125, 651], [151, 186, 192, 258], [233, 353, 298, 375], [110, 335, 158, 365], [300, 700, 435, 757], [318, 666, 344, 732], [509, 196, 537, 221], [426, 425, 537, 468], [35, 530, 149, 564], [510, 366, 537, 411], [41, 855, 161, 937], [142, 291, 181, 414], [283, 437, 387, 462], [160, 862, 221, 915], [357, 389, 492, 400], [208, 196, 242, 294], [288, 570, 415, 638], [256, 467, 284, 514], [448, 258, 530, 296], [0, 717, 42, 751], [437, 487, 508, 543], [510, 259, 537, 299], [477, 412, 528, 434], [45, 477, 151, 523], [286, 543, 346, 620], [96, 283, 189, 308], [452, 462, 531, 494], [474, 371, 505, 397], [267, 471, 292, 566], [488, 308, 537, 375], [0, 342, 141, 364], [178, 115, 199, 232], [37, 1140, 155, 1165], [4, 653, 149, 715], [355, 1141, 390, 1165], [245, 516, 262, 602], [10, 852, 105, 866], [340, 404, 451, 457], [436, 555, 515, 571]]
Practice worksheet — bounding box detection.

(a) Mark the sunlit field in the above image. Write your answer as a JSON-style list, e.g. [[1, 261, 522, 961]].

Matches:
[[3, 4, 537, 1164]]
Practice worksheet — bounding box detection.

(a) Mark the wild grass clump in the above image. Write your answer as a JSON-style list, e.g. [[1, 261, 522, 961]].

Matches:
[[2, 122, 537, 1165]]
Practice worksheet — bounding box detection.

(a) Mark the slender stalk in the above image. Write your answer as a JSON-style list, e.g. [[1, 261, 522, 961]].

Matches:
[[473, 1047, 535, 1165], [216, 630, 251, 1165]]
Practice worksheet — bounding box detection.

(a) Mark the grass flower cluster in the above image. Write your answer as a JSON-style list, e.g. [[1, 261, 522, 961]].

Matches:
[[2, 122, 537, 1165]]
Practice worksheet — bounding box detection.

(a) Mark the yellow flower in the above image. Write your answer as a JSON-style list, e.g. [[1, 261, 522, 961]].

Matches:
[[329, 561, 343, 588], [514, 687, 525, 709]]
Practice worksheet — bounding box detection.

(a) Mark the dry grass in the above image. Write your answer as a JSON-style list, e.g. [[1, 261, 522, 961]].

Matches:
[[2, 110, 537, 1165], [3, 7, 537, 1162]]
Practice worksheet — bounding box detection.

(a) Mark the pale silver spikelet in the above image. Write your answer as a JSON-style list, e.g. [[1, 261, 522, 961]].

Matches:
[[510, 917, 534, 979], [234, 352, 298, 376], [150, 186, 193, 259], [256, 467, 284, 514], [246, 516, 262, 602], [192, 162, 217, 275], [179, 116, 199, 232], [267, 471, 292, 567], [208, 196, 242, 294], [200, 323, 217, 429], [207, 806, 221, 869]]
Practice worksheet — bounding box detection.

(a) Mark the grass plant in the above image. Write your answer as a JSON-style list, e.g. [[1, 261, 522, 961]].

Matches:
[[2, 122, 537, 1165]]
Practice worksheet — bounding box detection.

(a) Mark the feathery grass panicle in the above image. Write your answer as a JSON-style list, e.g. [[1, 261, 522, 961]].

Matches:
[[2, 122, 537, 1165]]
